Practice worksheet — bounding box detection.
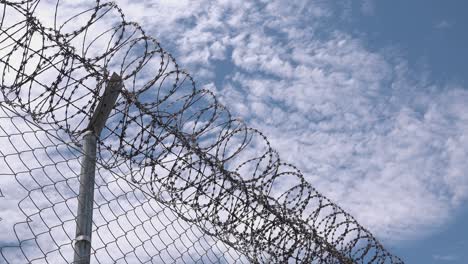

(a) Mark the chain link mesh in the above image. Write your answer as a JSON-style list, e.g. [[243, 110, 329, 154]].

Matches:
[[0, 0, 403, 263]]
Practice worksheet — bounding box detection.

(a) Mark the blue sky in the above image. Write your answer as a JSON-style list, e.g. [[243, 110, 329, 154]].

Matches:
[[115, 0, 467, 262], [337, 0, 468, 85], [333, 1, 468, 262], [1, 0, 467, 263]]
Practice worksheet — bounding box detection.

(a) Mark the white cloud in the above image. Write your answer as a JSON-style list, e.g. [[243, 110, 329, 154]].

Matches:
[[112, 0, 468, 244], [435, 20, 452, 30], [1, 0, 466, 260], [0, 105, 246, 262], [0, 2, 248, 262]]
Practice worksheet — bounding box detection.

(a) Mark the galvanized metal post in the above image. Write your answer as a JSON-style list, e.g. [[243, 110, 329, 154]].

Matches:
[[73, 130, 97, 264], [73, 73, 123, 264]]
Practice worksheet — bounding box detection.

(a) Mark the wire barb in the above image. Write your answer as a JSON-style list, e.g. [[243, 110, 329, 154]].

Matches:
[[0, 0, 404, 263]]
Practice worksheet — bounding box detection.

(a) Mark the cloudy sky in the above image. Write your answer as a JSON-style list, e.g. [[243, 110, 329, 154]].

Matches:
[[1, 0, 467, 263], [105, 0, 468, 263]]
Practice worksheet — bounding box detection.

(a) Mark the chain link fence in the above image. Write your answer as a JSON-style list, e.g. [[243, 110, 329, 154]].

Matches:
[[0, 0, 403, 263]]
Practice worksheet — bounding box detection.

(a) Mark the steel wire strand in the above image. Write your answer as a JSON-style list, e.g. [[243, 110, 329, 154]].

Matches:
[[0, 0, 404, 263]]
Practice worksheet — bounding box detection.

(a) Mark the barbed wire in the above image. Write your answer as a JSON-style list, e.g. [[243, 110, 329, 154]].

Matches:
[[0, 0, 404, 263]]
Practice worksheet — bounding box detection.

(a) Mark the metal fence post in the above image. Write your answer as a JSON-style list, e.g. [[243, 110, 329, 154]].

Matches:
[[73, 73, 123, 264]]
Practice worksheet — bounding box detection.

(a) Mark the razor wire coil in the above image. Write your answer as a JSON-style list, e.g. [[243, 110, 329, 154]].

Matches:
[[0, 0, 404, 263]]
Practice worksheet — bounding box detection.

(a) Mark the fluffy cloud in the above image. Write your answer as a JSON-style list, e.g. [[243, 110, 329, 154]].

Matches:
[[113, 0, 468, 243], [1, 0, 466, 256]]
